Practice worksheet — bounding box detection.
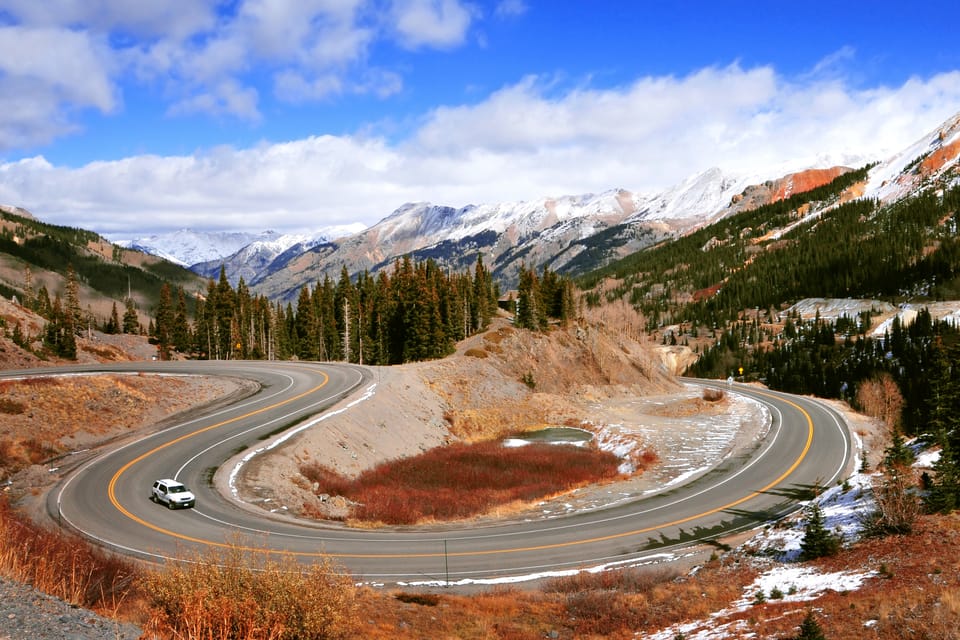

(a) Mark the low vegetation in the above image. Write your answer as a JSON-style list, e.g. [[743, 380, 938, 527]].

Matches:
[[300, 439, 624, 524], [2, 491, 959, 638], [143, 540, 359, 640], [0, 497, 137, 612]]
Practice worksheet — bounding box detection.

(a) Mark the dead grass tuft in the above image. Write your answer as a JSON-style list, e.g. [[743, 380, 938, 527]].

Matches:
[[0, 497, 139, 612], [143, 539, 360, 640], [702, 387, 725, 402]]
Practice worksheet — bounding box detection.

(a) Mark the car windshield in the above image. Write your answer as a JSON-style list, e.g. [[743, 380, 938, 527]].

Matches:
[[168, 485, 187, 493]]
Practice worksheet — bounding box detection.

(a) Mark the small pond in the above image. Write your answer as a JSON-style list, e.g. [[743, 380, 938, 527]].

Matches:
[[502, 426, 594, 447]]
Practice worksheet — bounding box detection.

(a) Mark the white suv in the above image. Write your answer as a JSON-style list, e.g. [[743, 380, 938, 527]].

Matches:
[[150, 478, 196, 509]]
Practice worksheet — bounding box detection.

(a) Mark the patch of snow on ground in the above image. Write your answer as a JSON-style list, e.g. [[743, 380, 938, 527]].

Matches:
[[645, 469, 879, 639], [645, 565, 876, 640], [914, 448, 940, 469], [756, 472, 874, 562]]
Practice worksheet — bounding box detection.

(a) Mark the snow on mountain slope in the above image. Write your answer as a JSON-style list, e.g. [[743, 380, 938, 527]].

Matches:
[[369, 188, 641, 249], [118, 108, 960, 299], [114, 224, 364, 268], [628, 167, 755, 224], [865, 111, 960, 203], [362, 166, 767, 255], [114, 229, 285, 266]]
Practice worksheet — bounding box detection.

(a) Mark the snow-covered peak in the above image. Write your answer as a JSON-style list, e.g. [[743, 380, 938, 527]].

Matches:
[[370, 188, 647, 248], [865, 110, 960, 203], [112, 229, 282, 266], [113, 224, 364, 267], [640, 167, 756, 222]]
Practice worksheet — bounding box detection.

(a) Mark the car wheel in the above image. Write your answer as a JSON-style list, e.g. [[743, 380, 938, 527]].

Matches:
[[167, 500, 175, 509], [150, 494, 156, 502]]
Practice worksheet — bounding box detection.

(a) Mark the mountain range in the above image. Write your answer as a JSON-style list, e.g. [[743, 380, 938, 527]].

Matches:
[[110, 110, 960, 303], [4, 110, 960, 313]]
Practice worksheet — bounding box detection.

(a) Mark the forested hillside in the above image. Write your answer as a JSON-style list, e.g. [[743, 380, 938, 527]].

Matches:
[[579, 164, 960, 511], [0, 208, 208, 358], [159, 256, 575, 364]]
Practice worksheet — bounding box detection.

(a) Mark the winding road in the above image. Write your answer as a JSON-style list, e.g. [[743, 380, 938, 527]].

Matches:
[[6, 361, 854, 587]]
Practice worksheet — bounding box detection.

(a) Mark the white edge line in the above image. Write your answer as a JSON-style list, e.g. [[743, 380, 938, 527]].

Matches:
[[227, 382, 379, 500]]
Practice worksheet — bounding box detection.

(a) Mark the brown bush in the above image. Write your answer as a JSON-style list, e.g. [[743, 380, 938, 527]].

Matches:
[[464, 348, 488, 358], [301, 440, 623, 524], [0, 497, 138, 611], [856, 372, 903, 430], [143, 540, 359, 640], [0, 397, 26, 414], [702, 388, 725, 402]]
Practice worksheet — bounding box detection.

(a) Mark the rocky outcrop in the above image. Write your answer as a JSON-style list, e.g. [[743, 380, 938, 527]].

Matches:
[[768, 167, 849, 203]]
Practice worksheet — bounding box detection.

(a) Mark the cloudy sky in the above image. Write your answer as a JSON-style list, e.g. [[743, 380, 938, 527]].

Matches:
[[1, 0, 959, 238]]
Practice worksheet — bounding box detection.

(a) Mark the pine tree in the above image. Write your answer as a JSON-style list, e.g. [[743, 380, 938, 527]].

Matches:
[[65, 264, 83, 331], [883, 429, 915, 470], [153, 283, 174, 360], [22, 265, 34, 309], [105, 301, 121, 334], [214, 266, 236, 360], [924, 339, 960, 513], [11, 321, 27, 348], [927, 440, 960, 513], [799, 503, 841, 560], [791, 610, 827, 640], [123, 297, 140, 334], [172, 286, 191, 352], [516, 264, 540, 330]]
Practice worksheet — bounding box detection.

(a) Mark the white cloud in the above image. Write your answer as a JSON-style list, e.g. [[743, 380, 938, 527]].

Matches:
[[391, 0, 475, 49], [0, 26, 116, 111], [166, 80, 261, 121], [494, 0, 527, 19], [0, 26, 117, 148], [0, 0, 219, 39], [3, 63, 960, 237], [0, 0, 446, 130]]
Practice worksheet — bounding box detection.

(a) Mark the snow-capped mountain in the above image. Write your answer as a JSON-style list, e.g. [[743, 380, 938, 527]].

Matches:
[[116, 224, 366, 285], [248, 164, 853, 301], [120, 109, 960, 302], [865, 111, 960, 202], [115, 229, 288, 267]]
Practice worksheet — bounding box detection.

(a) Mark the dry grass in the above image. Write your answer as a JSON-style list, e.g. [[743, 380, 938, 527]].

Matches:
[[0, 469, 959, 639], [300, 439, 623, 524], [1, 313, 958, 637], [0, 497, 139, 612], [142, 538, 360, 640]]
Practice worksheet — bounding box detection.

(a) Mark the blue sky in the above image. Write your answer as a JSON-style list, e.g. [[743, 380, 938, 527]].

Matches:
[[1, 0, 959, 238]]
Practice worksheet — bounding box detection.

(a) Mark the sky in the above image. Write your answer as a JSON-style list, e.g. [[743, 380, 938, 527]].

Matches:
[[1, 0, 960, 239]]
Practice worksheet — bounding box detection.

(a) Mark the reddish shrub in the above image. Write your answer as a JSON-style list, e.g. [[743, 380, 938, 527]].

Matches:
[[301, 441, 623, 524]]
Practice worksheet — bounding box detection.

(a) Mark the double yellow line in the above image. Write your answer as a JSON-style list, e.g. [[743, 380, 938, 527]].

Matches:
[[108, 382, 815, 561], [107, 370, 330, 547]]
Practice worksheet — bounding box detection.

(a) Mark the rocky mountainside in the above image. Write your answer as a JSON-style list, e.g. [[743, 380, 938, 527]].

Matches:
[[243, 164, 854, 301], [6, 111, 960, 307], [170, 103, 958, 302]]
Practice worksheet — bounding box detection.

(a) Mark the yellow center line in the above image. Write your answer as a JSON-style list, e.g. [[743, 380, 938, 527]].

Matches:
[[111, 380, 816, 561], [107, 368, 330, 546]]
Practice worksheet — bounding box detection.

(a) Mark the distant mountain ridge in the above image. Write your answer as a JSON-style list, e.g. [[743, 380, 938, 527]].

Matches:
[[115, 229, 283, 266], [7, 110, 960, 305], [246, 163, 868, 301]]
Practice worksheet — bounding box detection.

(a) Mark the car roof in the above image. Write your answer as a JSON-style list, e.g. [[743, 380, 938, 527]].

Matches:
[[157, 478, 185, 486]]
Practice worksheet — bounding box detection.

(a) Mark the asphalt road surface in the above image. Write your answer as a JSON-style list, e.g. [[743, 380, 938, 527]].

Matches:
[[9, 362, 854, 587]]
